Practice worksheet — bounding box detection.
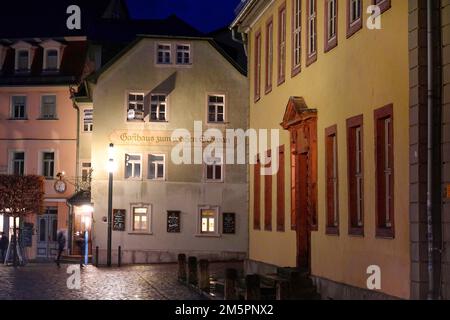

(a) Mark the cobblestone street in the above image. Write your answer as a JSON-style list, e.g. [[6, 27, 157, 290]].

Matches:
[[0, 262, 243, 300]]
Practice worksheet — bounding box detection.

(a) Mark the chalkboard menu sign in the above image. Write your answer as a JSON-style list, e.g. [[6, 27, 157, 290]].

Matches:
[[113, 210, 126, 231], [167, 211, 181, 233], [222, 213, 236, 234], [21, 223, 33, 248]]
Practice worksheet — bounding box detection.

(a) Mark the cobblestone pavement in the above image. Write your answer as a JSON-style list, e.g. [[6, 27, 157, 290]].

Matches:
[[0, 261, 243, 300]]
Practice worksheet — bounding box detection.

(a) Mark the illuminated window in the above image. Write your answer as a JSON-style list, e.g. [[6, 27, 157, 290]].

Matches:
[[148, 154, 165, 180], [12, 152, 25, 176], [45, 49, 59, 70], [81, 162, 92, 182], [208, 95, 225, 123], [200, 208, 219, 234], [205, 157, 223, 182], [132, 207, 149, 232], [42, 152, 55, 179], [125, 154, 142, 180], [83, 109, 93, 132], [41, 95, 57, 119], [127, 93, 145, 121]]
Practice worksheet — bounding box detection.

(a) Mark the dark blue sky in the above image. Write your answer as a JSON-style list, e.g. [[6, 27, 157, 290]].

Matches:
[[127, 0, 242, 33]]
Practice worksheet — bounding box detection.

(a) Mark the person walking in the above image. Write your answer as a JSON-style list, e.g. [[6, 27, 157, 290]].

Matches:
[[75, 232, 86, 268], [55, 231, 66, 268], [0, 233, 9, 264]]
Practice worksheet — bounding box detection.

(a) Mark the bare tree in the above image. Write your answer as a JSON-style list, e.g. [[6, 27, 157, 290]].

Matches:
[[0, 175, 44, 267]]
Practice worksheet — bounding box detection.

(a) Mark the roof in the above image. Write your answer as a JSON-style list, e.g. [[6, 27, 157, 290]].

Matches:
[[0, 40, 89, 86], [67, 190, 91, 206], [208, 26, 247, 72]]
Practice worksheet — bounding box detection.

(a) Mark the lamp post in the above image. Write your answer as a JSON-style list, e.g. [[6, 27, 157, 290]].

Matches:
[[106, 143, 115, 267]]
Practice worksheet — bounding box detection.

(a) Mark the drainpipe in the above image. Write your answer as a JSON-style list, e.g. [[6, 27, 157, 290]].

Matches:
[[426, 0, 435, 300], [231, 27, 248, 56]]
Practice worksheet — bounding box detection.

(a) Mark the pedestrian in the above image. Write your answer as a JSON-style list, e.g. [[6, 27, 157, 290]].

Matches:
[[75, 232, 86, 268], [0, 233, 8, 263], [55, 230, 66, 268]]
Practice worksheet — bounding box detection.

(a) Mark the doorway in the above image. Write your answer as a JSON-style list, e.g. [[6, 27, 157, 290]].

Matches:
[[36, 208, 58, 259]]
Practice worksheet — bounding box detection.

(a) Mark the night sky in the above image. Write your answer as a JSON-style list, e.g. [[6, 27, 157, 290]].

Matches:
[[127, 0, 243, 33]]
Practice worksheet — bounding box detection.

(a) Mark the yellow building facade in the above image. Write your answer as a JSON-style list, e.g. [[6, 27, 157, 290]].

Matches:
[[232, 0, 410, 299]]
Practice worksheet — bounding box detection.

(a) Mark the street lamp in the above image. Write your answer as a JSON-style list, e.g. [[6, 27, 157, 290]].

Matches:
[[106, 143, 115, 267]]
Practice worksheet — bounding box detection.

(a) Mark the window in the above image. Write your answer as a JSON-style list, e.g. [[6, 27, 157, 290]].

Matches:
[[347, 115, 364, 235], [45, 49, 58, 70], [176, 44, 191, 65], [373, 0, 391, 14], [42, 152, 55, 179], [278, 3, 287, 84], [254, 157, 261, 230], [208, 95, 225, 123], [264, 150, 272, 231], [375, 105, 394, 238], [127, 93, 145, 121], [132, 207, 149, 232], [41, 95, 57, 119], [12, 152, 25, 176], [157, 44, 171, 64], [347, 0, 362, 38], [150, 95, 167, 121], [125, 154, 142, 180], [200, 208, 218, 234], [206, 157, 223, 182], [148, 154, 165, 180], [265, 18, 274, 93], [306, 0, 317, 66], [277, 146, 285, 232], [16, 50, 29, 71], [292, 0, 302, 76], [81, 162, 92, 182], [325, 0, 338, 52], [11, 96, 27, 120], [325, 126, 339, 235], [254, 30, 262, 102], [83, 109, 93, 132]]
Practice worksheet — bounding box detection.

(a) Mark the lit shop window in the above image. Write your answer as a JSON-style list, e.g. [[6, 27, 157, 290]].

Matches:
[[200, 209, 218, 234], [41, 95, 57, 119], [12, 152, 25, 176], [127, 93, 145, 121], [205, 157, 223, 182], [157, 44, 172, 64], [150, 95, 167, 121], [176, 44, 191, 65], [83, 109, 93, 132], [148, 154, 165, 180], [208, 95, 225, 123], [42, 152, 55, 179], [11, 96, 27, 120], [132, 207, 150, 232], [125, 154, 142, 180]]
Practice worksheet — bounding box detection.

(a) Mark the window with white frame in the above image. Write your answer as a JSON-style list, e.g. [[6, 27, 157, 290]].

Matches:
[[208, 95, 225, 123], [327, 0, 337, 41], [350, 0, 362, 25], [83, 109, 93, 132], [11, 96, 27, 119], [307, 0, 317, 57], [12, 152, 25, 176], [200, 207, 219, 234], [127, 93, 145, 121], [42, 152, 55, 179], [81, 162, 92, 182], [157, 44, 172, 64], [16, 50, 29, 71], [45, 49, 59, 71], [131, 206, 150, 232], [176, 44, 191, 65], [206, 157, 223, 181], [292, 0, 302, 70], [41, 95, 57, 119], [150, 95, 167, 121], [125, 154, 142, 179], [148, 154, 165, 180]]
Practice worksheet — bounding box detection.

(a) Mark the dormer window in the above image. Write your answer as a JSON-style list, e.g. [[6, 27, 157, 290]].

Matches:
[[45, 49, 59, 71], [17, 50, 30, 72]]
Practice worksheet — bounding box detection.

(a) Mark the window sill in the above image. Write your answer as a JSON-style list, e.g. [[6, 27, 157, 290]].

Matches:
[[8, 118, 28, 121], [195, 233, 221, 238], [37, 118, 59, 121], [277, 77, 285, 87], [204, 180, 224, 184], [324, 39, 338, 53], [291, 66, 301, 78], [347, 20, 363, 39], [326, 226, 339, 236], [306, 53, 317, 67], [128, 232, 153, 236], [376, 228, 395, 239], [207, 121, 226, 125], [149, 120, 169, 123], [349, 227, 364, 237]]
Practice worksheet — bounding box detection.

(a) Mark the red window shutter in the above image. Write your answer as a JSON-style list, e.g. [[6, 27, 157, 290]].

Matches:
[[254, 158, 261, 230], [290, 144, 297, 230], [265, 150, 272, 231], [277, 146, 285, 231], [325, 125, 338, 235]]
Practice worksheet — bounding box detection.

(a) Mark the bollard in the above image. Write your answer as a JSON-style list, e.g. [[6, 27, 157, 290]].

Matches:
[[178, 254, 187, 282], [198, 259, 210, 292], [95, 246, 99, 268], [224, 268, 238, 300], [118, 246, 122, 268], [276, 281, 290, 300], [245, 274, 261, 300], [187, 257, 198, 286]]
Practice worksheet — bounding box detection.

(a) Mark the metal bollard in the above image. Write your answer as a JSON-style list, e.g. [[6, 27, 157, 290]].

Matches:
[[118, 246, 122, 268], [198, 259, 210, 292], [95, 246, 99, 268], [187, 257, 198, 286], [178, 254, 187, 282], [225, 268, 238, 300]]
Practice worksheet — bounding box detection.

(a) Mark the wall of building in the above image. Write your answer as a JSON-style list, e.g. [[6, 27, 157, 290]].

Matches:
[[246, 0, 410, 298], [90, 38, 249, 264]]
